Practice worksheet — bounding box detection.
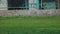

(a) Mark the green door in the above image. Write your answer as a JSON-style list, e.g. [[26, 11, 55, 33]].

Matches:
[[36, 0, 39, 9]]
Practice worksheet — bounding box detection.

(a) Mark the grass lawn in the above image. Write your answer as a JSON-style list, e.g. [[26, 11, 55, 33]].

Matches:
[[0, 16, 60, 34]]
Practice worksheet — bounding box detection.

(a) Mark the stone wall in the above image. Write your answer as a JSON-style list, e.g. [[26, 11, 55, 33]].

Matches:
[[0, 9, 60, 16]]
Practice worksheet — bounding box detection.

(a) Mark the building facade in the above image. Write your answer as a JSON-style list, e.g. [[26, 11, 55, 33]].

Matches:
[[0, 0, 60, 10], [0, 0, 60, 16]]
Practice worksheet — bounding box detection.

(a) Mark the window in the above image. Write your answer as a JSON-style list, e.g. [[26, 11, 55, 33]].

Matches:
[[39, 0, 58, 10], [8, 0, 29, 10]]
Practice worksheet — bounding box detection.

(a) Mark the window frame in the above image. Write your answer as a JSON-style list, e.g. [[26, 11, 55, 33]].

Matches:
[[8, 0, 29, 10]]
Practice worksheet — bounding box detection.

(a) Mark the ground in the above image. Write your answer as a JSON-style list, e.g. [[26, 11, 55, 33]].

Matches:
[[0, 16, 60, 34]]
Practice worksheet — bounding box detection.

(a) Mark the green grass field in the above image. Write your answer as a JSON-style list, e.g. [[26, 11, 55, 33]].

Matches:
[[0, 16, 60, 34]]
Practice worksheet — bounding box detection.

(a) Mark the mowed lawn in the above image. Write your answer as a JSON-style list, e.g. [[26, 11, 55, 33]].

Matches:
[[0, 16, 60, 34]]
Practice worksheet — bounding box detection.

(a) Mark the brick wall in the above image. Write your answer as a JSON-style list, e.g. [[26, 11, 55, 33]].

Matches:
[[0, 9, 60, 16]]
